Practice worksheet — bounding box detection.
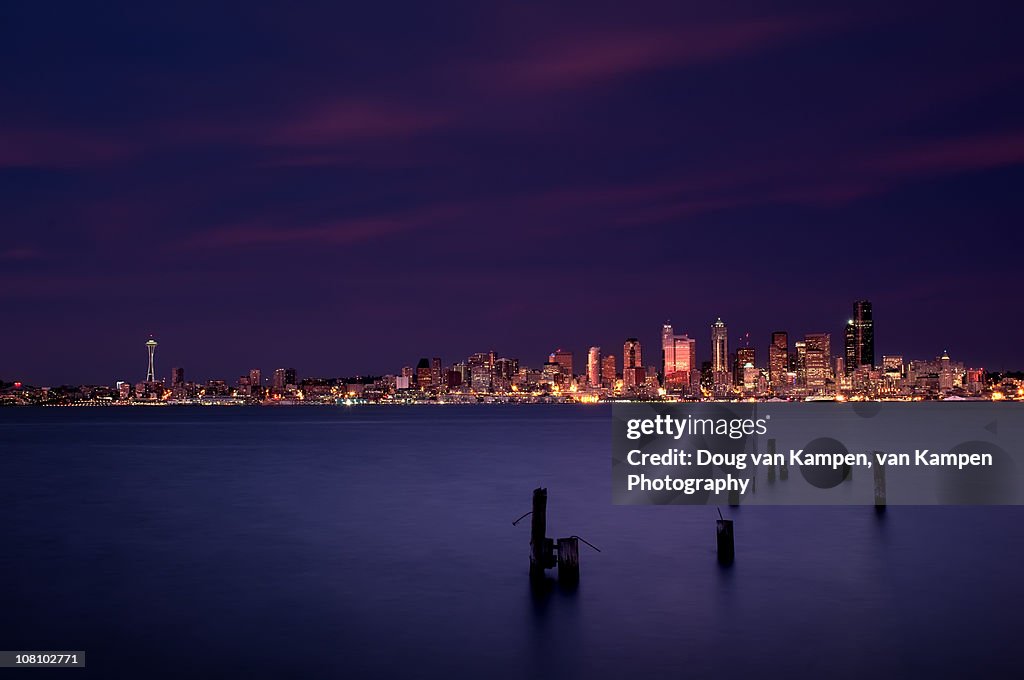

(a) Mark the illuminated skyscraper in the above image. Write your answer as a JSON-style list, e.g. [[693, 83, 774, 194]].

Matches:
[[939, 349, 954, 391], [494, 357, 518, 380], [804, 333, 832, 394], [145, 337, 158, 382], [450, 363, 469, 388], [711, 318, 729, 386], [467, 352, 494, 388], [623, 338, 642, 369], [882, 355, 904, 381], [471, 365, 492, 392], [249, 368, 261, 388], [272, 368, 287, 389], [661, 324, 696, 391], [601, 354, 617, 387], [587, 347, 601, 387], [171, 367, 184, 386], [768, 332, 788, 391], [431, 358, 443, 388], [416, 358, 432, 388], [623, 338, 643, 390], [792, 341, 806, 384], [844, 300, 875, 373], [735, 347, 756, 385], [549, 349, 574, 380]]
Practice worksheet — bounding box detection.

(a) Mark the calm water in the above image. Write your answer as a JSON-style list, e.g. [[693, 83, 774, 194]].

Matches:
[[0, 406, 1018, 678]]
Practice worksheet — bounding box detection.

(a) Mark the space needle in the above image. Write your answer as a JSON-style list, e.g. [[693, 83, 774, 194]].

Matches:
[[145, 337, 158, 382]]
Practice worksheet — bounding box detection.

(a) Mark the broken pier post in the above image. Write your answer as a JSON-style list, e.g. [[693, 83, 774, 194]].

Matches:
[[529, 488, 553, 581], [716, 509, 735, 565], [521, 488, 593, 583], [873, 453, 887, 513], [556, 536, 580, 583]]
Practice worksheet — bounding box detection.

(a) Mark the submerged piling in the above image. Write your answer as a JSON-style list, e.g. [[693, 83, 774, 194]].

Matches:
[[557, 537, 580, 583], [873, 454, 887, 513], [521, 488, 593, 582], [529, 488, 551, 580], [716, 509, 735, 565]]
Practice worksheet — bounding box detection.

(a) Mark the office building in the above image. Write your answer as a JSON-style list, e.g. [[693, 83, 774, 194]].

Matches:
[[711, 318, 729, 387], [587, 347, 601, 387], [768, 332, 788, 391], [844, 300, 875, 373], [662, 324, 696, 391]]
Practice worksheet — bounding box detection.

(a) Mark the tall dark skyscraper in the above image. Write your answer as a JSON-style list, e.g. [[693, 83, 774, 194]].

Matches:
[[768, 332, 788, 390], [844, 300, 875, 373], [623, 338, 642, 369], [623, 338, 645, 390], [430, 357, 442, 387], [734, 347, 756, 385], [416, 358, 432, 388], [711, 318, 729, 387], [494, 357, 518, 380]]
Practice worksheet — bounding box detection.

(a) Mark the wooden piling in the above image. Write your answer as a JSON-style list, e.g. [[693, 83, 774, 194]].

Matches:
[[557, 537, 580, 582], [716, 517, 735, 565], [530, 488, 549, 580], [873, 455, 887, 513]]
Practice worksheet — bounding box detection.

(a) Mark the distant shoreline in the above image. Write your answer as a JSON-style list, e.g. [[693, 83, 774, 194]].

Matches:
[[3, 397, 1015, 408]]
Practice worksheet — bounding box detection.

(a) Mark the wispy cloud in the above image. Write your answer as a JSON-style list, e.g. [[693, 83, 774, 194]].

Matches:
[[0, 246, 43, 261], [0, 128, 127, 169], [268, 98, 449, 146], [869, 130, 1024, 177], [473, 17, 825, 93], [178, 203, 465, 251]]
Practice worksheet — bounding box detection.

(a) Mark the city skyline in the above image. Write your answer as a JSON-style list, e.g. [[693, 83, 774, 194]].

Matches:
[[3, 3, 1024, 384], [2, 298, 1012, 390]]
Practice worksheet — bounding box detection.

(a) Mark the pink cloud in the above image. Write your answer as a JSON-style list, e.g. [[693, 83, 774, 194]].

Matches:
[[517, 128, 1024, 227], [0, 246, 43, 261], [0, 129, 127, 168], [268, 99, 449, 146], [870, 130, 1024, 177], [180, 203, 466, 251], [188, 217, 413, 249], [477, 17, 821, 93]]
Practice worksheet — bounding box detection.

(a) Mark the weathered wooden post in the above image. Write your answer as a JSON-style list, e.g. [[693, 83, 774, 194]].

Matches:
[[517, 488, 594, 582], [557, 537, 580, 583], [873, 454, 887, 513], [767, 438, 777, 482], [716, 509, 735, 565], [529, 488, 551, 581]]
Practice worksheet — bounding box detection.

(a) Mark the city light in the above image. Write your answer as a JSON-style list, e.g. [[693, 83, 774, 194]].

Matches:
[[1, 298, 1017, 407]]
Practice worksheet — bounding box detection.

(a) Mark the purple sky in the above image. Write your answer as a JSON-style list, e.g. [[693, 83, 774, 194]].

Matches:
[[3, 1, 1023, 385]]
